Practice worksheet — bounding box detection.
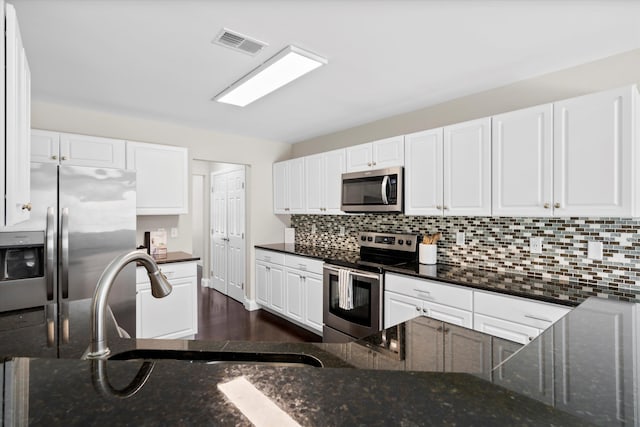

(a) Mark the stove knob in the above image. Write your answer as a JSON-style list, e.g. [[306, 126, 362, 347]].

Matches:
[[367, 236, 373, 242], [406, 240, 412, 245], [398, 239, 404, 245], [361, 236, 366, 241]]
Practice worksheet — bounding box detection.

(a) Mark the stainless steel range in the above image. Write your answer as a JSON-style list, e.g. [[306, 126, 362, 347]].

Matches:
[[322, 231, 419, 342]]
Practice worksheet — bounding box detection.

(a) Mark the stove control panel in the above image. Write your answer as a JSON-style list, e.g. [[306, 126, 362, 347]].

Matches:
[[358, 232, 419, 252]]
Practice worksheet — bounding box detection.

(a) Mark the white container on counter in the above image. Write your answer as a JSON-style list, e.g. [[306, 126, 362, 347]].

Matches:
[[419, 244, 437, 265]]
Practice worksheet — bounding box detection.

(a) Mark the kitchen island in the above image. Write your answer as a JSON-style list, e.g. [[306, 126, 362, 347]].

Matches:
[[2, 296, 638, 425]]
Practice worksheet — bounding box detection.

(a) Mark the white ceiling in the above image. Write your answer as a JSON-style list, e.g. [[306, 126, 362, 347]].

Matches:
[[12, 0, 640, 143]]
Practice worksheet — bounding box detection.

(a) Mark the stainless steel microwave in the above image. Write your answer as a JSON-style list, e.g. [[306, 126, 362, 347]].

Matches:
[[341, 167, 403, 213]]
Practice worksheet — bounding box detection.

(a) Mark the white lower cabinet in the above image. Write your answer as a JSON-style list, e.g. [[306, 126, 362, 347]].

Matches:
[[254, 250, 322, 335], [384, 272, 572, 345], [136, 261, 197, 339]]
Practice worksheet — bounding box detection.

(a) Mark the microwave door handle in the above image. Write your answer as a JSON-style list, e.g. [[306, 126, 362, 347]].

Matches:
[[381, 175, 389, 205], [45, 206, 55, 301], [61, 207, 69, 299]]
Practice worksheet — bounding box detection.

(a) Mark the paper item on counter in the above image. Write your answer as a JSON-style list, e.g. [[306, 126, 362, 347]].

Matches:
[[150, 229, 167, 258], [284, 228, 295, 244]]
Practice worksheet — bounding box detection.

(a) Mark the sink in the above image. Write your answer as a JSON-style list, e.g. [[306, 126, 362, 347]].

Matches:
[[109, 349, 323, 367]]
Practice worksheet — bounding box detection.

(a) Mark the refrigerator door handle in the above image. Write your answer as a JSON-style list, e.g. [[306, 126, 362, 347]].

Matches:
[[61, 207, 70, 299], [45, 303, 57, 347], [45, 206, 55, 301]]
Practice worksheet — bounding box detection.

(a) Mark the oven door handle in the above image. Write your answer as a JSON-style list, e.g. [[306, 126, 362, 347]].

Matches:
[[324, 265, 380, 281], [381, 175, 389, 205]]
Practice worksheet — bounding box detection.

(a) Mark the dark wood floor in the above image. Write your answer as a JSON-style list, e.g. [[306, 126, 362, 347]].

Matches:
[[195, 286, 322, 342]]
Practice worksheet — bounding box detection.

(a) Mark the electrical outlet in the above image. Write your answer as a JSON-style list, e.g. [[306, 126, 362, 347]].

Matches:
[[170, 227, 178, 238], [530, 237, 543, 254], [311, 224, 317, 234], [587, 241, 603, 260], [339, 226, 345, 236], [456, 231, 465, 246]]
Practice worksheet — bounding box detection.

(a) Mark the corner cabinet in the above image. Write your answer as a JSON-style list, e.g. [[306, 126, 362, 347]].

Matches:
[[136, 261, 198, 339], [2, 2, 31, 227], [126, 141, 189, 215]]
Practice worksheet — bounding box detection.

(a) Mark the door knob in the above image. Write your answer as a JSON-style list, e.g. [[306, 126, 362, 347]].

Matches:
[[543, 203, 550, 209], [554, 203, 561, 209]]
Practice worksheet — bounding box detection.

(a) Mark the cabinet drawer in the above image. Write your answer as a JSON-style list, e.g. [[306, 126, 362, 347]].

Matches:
[[285, 254, 323, 275], [255, 249, 285, 265], [385, 273, 473, 311], [474, 313, 539, 345], [136, 261, 197, 285], [474, 291, 571, 330]]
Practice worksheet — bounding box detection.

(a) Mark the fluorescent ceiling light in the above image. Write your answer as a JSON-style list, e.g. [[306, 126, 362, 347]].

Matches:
[[214, 45, 327, 107]]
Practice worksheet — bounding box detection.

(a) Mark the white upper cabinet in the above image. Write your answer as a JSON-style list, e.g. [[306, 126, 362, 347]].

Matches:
[[3, 3, 31, 227], [31, 129, 60, 164], [554, 85, 636, 217], [492, 104, 553, 217], [346, 136, 404, 172], [59, 133, 126, 169], [443, 118, 492, 216], [404, 128, 444, 216], [304, 149, 345, 214], [273, 158, 305, 214], [126, 141, 189, 215]]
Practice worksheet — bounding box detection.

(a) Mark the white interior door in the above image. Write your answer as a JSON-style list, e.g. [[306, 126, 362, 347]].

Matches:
[[226, 169, 246, 303], [211, 173, 227, 293]]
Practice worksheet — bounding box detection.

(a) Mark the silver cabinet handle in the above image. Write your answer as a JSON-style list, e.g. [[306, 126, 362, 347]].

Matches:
[[415, 306, 420, 311], [367, 162, 372, 167], [45, 207, 55, 301], [543, 203, 550, 209], [21, 202, 32, 211], [61, 156, 68, 161], [372, 161, 377, 166], [298, 264, 307, 270], [554, 203, 560, 209], [51, 155, 58, 160], [524, 314, 552, 323], [422, 308, 428, 314], [436, 205, 442, 210], [61, 207, 70, 299], [443, 206, 449, 210]]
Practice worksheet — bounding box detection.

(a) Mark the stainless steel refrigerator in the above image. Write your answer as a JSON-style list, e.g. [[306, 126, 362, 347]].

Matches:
[[0, 162, 136, 358]]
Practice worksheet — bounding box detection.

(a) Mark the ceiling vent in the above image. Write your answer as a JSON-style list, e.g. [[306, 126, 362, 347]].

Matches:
[[213, 28, 267, 56]]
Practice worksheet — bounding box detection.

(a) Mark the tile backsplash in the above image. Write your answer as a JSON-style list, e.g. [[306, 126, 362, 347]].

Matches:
[[291, 214, 640, 294]]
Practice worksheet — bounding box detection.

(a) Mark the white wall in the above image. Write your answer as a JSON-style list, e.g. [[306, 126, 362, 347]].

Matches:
[[31, 101, 292, 300], [292, 48, 640, 156]]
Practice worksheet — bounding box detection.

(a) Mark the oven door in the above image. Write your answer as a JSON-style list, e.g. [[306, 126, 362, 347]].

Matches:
[[323, 265, 382, 339], [341, 167, 403, 213]]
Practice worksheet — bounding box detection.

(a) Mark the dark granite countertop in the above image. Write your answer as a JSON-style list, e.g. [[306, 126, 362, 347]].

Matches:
[[149, 251, 200, 265], [4, 297, 639, 425], [255, 243, 640, 305]]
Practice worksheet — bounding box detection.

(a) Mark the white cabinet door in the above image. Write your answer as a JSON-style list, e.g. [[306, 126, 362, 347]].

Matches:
[[255, 262, 270, 306], [492, 104, 553, 217], [423, 300, 473, 328], [4, 4, 31, 227], [126, 141, 188, 215], [60, 133, 126, 169], [31, 129, 59, 164], [304, 154, 324, 214], [404, 128, 444, 216], [285, 270, 305, 323], [137, 276, 197, 339], [288, 158, 305, 213], [304, 274, 323, 332], [345, 143, 373, 172], [273, 161, 288, 214], [323, 149, 345, 214], [372, 136, 404, 169], [384, 291, 422, 329], [269, 264, 285, 314], [554, 86, 634, 217], [443, 118, 492, 216]]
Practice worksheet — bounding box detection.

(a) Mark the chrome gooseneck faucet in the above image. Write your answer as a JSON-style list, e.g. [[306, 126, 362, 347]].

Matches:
[[85, 250, 172, 359]]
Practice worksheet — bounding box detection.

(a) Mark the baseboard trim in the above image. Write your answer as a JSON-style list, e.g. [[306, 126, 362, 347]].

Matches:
[[201, 278, 211, 288], [243, 299, 260, 311]]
